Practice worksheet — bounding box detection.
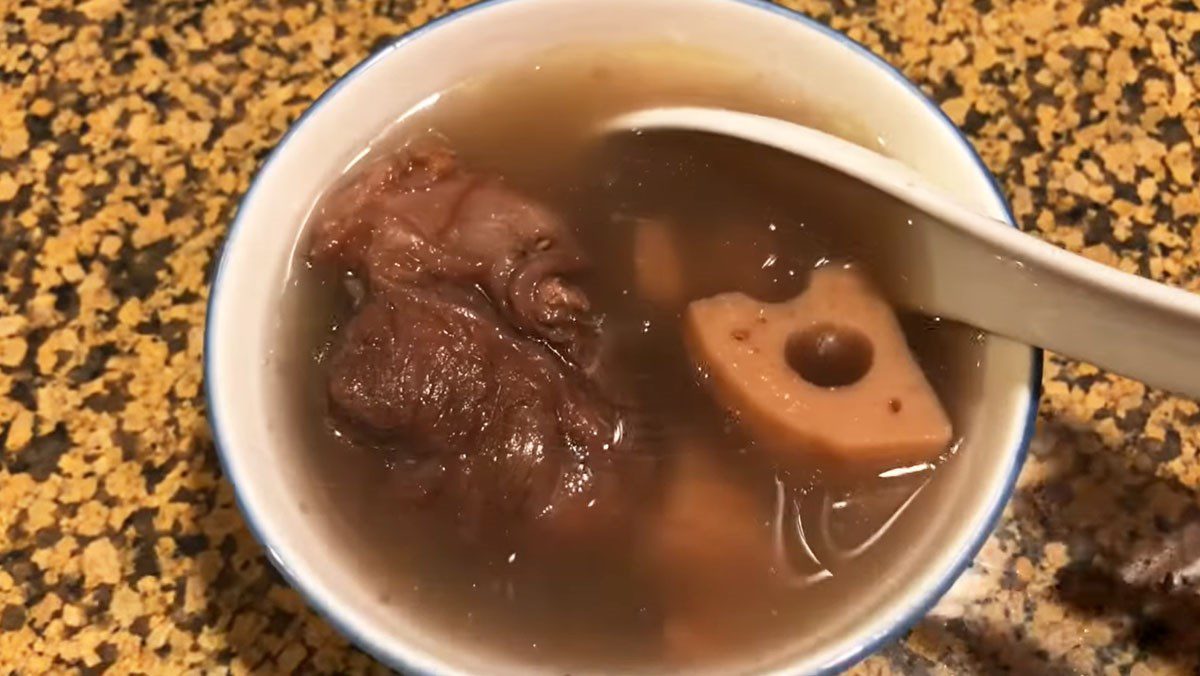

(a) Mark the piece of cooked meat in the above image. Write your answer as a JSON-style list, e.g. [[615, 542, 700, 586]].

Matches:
[[310, 141, 597, 365], [309, 141, 648, 537]]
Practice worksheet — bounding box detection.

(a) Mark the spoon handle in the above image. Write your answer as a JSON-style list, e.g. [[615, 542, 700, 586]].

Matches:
[[917, 200, 1200, 400], [610, 108, 1200, 399]]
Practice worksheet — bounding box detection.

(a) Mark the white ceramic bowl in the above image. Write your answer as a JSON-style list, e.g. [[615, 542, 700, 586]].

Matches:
[[205, 0, 1040, 673]]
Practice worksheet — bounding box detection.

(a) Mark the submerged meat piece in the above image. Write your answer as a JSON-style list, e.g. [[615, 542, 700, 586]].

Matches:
[[645, 445, 776, 663], [632, 217, 686, 308], [311, 142, 643, 536], [684, 266, 952, 468], [649, 448, 773, 590], [310, 141, 597, 364]]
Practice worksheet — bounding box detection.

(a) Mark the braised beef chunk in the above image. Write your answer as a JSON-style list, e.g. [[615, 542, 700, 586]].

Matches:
[[310, 142, 598, 365], [310, 143, 638, 536]]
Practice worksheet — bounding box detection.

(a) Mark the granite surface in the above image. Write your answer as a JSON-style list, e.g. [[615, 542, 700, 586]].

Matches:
[[2, 0, 1200, 673]]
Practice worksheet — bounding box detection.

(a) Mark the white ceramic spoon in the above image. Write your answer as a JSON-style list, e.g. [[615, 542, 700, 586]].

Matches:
[[606, 106, 1200, 400]]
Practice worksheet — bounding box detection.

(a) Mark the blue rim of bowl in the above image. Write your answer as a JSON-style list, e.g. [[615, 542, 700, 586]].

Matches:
[[203, 0, 1042, 673]]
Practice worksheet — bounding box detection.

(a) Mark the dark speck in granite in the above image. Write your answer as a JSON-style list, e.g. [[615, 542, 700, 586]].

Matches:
[[2, 605, 26, 632], [3, 0, 1200, 672]]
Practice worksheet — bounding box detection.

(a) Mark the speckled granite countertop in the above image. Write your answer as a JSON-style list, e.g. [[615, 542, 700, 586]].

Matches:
[[3, 0, 1200, 673]]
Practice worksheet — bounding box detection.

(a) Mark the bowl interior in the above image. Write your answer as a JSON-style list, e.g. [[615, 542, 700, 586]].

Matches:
[[205, 0, 1037, 673]]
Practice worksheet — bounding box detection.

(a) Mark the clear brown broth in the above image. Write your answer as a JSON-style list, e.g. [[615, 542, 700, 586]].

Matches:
[[278, 46, 984, 672]]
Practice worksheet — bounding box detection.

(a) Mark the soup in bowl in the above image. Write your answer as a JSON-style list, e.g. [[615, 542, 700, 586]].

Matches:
[[204, 1, 1039, 673]]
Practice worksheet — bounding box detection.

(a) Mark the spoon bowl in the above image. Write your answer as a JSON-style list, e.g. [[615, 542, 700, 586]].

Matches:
[[608, 106, 1200, 400]]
